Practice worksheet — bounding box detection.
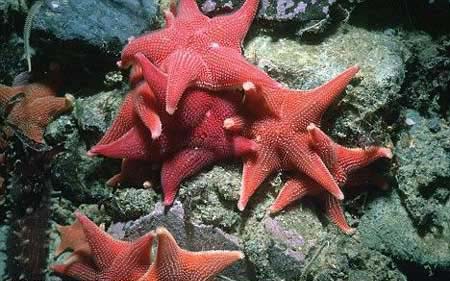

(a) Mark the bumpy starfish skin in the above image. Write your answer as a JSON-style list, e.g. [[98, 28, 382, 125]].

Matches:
[[138, 227, 244, 281], [270, 124, 392, 234], [89, 54, 256, 204], [225, 66, 361, 211], [0, 82, 73, 144], [52, 213, 243, 281], [120, 0, 280, 114], [120, 0, 259, 67], [52, 212, 153, 281]]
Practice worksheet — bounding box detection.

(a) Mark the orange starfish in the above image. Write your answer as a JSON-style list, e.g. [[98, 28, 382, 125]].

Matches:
[[51, 213, 243, 281], [120, 0, 280, 115], [0, 73, 73, 144], [138, 227, 244, 281], [270, 124, 392, 234], [52, 212, 153, 281], [224, 66, 361, 211]]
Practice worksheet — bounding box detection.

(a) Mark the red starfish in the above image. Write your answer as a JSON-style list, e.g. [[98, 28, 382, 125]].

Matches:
[[52, 212, 153, 281], [138, 227, 244, 281], [51, 213, 243, 281], [89, 53, 257, 205], [224, 66, 361, 211], [0, 74, 73, 144], [119, 0, 280, 115], [270, 124, 392, 234]]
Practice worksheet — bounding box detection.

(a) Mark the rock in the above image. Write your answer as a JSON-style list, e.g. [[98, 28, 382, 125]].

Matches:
[[113, 200, 249, 281], [0, 34, 27, 84], [104, 188, 159, 221], [359, 191, 450, 276], [198, 0, 347, 35], [245, 25, 408, 143], [401, 32, 450, 114], [395, 109, 450, 228], [33, 0, 159, 52], [0, 225, 8, 280], [178, 165, 242, 229], [46, 89, 126, 203]]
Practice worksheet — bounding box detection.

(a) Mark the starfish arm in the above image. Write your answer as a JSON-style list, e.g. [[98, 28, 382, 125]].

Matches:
[[238, 150, 279, 211], [324, 194, 356, 235], [75, 212, 130, 270], [88, 126, 152, 160], [132, 82, 162, 139], [206, 47, 279, 91], [54, 219, 89, 257], [163, 10, 175, 27], [291, 65, 360, 126], [209, 0, 260, 49], [51, 260, 97, 280], [286, 139, 344, 200], [8, 94, 73, 143], [175, 0, 207, 20], [103, 233, 154, 281], [163, 50, 208, 114], [178, 250, 243, 281], [129, 64, 143, 87], [120, 28, 177, 68], [269, 177, 316, 214], [232, 136, 258, 156], [307, 123, 337, 168], [336, 145, 392, 175], [142, 228, 243, 281], [161, 148, 215, 205], [134, 53, 168, 97], [90, 89, 137, 150], [0, 85, 22, 106]]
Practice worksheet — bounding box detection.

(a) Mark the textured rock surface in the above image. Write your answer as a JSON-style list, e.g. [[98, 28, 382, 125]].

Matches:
[[46, 90, 122, 204], [395, 110, 450, 228], [360, 191, 450, 275], [0, 34, 27, 84], [0, 225, 8, 280], [33, 0, 158, 52], [198, 0, 336, 22]]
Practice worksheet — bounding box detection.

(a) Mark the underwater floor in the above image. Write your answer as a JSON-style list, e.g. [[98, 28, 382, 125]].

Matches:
[[0, 0, 449, 280]]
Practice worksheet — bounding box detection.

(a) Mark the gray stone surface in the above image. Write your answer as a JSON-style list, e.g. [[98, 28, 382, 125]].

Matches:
[[359, 191, 450, 272], [395, 109, 450, 229], [33, 0, 158, 51], [0, 225, 8, 280], [198, 0, 335, 22]]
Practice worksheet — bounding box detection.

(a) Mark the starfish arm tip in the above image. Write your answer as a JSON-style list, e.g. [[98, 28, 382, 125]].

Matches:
[[344, 228, 357, 235], [163, 196, 175, 206], [237, 200, 246, 211], [382, 147, 393, 159], [306, 123, 317, 131], [268, 205, 280, 215], [64, 94, 75, 109], [242, 81, 256, 92], [150, 125, 162, 140], [166, 105, 176, 115], [86, 150, 97, 157]]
